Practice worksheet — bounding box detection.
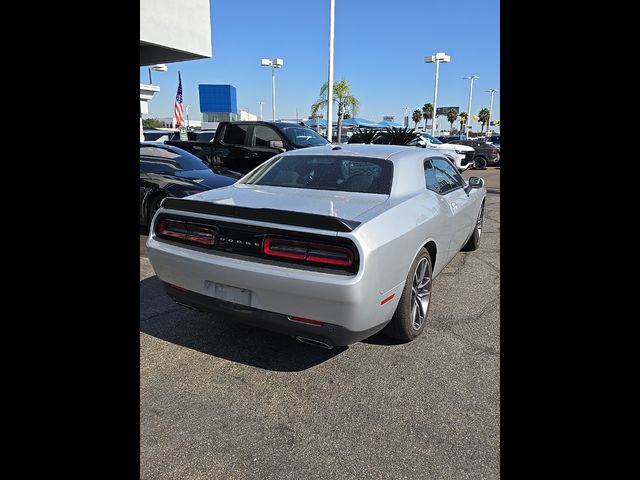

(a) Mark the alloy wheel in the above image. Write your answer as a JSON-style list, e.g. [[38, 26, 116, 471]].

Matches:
[[410, 258, 432, 330]]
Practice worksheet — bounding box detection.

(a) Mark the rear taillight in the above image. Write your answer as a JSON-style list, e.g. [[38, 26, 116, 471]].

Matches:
[[158, 220, 216, 246], [263, 237, 354, 266]]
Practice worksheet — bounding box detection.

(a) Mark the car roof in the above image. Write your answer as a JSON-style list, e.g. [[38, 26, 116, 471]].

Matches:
[[277, 143, 443, 162]]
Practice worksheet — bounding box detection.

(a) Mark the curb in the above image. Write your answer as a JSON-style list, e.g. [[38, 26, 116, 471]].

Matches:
[[487, 188, 500, 194]]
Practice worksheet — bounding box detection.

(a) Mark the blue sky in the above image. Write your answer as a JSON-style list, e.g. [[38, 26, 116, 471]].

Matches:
[[141, 0, 499, 131]]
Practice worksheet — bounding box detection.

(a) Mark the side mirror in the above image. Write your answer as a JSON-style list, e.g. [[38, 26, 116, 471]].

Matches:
[[418, 139, 427, 148], [468, 177, 484, 189], [269, 140, 284, 149]]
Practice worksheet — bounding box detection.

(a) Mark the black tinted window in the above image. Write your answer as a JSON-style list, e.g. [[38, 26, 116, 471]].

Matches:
[[424, 158, 464, 194], [140, 145, 207, 172], [280, 127, 329, 147], [143, 131, 168, 141], [241, 155, 393, 194], [221, 124, 249, 145], [253, 125, 281, 147], [196, 132, 216, 142]]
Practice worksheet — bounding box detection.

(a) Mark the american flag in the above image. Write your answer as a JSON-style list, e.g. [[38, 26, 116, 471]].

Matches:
[[174, 72, 184, 128]]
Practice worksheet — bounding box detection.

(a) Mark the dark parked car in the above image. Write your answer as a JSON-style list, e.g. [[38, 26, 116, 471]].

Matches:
[[139, 143, 237, 226], [439, 137, 499, 169], [212, 121, 330, 173], [486, 135, 500, 150]]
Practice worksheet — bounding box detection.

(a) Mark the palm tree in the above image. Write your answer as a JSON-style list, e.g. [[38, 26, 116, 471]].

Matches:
[[459, 112, 468, 133], [311, 79, 360, 142], [412, 109, 422, 128], [446, 109, 458, 132], [422, 103, 433, 131], [478, 108, 490, 134]]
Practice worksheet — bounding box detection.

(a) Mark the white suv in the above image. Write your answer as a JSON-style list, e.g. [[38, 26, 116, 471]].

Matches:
[[416, 133, 475, 172]]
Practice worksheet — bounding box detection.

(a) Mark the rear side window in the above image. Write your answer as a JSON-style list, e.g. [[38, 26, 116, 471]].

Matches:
[[241, 155, 393, 194], [221, 124, 250, 145], [253, 125, 282, 147]]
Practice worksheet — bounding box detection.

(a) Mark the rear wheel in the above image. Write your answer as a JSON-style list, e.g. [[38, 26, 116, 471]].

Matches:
[[383, 249, 433, 342], [474, 156, 488, 170]]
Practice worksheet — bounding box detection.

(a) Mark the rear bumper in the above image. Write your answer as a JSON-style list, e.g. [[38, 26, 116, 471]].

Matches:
[[146, 235, 402, 335], [163, 282, 388, 347]]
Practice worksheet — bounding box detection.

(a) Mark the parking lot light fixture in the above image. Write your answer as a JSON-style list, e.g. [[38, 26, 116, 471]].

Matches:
[[261, 58, 284, 121], [424, 52, 451, 136], [486, 89, 498, 136], [463, 75, 479, 136], [147, 64, 167, 85]]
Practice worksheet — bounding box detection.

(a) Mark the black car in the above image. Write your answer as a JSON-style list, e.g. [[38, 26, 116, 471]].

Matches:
[[439, 136, 499, 169], [140, 143, 237, 226], [212, 121, 330, 173]]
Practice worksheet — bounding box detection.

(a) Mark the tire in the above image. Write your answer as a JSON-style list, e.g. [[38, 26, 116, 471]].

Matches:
[[383, 248, 433, 342], [462, 202, 485, 251], [147, 195, 167, 225], [474, 156, 487, 170]]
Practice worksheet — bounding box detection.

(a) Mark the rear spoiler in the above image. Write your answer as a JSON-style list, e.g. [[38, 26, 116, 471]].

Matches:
[[160, 198, 361, 233]]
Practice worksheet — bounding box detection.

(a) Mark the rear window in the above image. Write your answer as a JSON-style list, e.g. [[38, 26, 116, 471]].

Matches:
[[240, 155, 393, 194], [221, 124, 250, 145], [196, 131, 216, 142], [139, 145, 208, 171]]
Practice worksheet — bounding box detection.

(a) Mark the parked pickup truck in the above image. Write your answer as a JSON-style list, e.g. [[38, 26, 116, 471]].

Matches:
[[210, 121, 330, 173]]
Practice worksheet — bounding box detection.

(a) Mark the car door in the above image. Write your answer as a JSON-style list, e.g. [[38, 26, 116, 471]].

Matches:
[[215, 123, 252, 172], [249, 124, 286, 170], [425, 157, 476, 258]]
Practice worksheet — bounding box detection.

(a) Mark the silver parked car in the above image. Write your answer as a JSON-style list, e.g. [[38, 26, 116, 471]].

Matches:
[[146, 144, 486, 348]]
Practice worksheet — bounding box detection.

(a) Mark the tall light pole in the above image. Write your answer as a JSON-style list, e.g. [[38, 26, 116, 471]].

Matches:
[[404, 106, 409, 127], [259, 101, 263, 121], [486, 89, 498, 136], [185, 105, 190, 128], [424, 52, 451, 136], [260, 58, 284, 121], [463, 75, 479, 136], [326, 0, 336, 142]]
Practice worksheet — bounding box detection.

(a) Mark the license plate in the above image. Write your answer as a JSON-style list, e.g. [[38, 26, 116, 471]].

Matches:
[[204, 281, 252, 306]]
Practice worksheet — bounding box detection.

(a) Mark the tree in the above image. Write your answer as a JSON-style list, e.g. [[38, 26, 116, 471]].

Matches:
[[311, 79, 360, 141], [446, 109, 458, 131], [379, 127, 421, 146], [142, 118, 164, 129], [459, 112, 468, 133], [412, 109, 422, 128], [422, 103, 433, 130], [478, 108, 490, 134]]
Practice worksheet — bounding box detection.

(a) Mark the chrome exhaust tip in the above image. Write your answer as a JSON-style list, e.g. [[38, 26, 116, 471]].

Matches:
[[174, 301, 199, 311], [296, 336, 333, 349]]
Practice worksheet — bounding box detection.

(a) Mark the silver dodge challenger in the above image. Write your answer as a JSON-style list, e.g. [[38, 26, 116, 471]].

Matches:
[[146, 144, 486, 348]]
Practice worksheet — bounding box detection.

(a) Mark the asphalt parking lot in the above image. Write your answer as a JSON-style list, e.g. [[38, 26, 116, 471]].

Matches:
[[140, 173, 500, 479]]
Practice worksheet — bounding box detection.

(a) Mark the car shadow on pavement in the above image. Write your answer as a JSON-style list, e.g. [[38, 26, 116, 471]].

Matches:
[[140, 275, 346, 372]]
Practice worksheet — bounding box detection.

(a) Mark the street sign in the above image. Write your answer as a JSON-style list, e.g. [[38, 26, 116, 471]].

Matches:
[[179, 127, 188, 141]]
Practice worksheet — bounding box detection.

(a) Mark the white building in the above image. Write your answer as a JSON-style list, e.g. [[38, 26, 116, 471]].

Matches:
[[140, 0, 213, 140]]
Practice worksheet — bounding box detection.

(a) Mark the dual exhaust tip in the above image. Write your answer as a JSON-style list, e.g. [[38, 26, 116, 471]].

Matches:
[[296, 336, 333, 349], [171, 298, 333, 349]]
